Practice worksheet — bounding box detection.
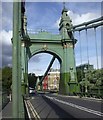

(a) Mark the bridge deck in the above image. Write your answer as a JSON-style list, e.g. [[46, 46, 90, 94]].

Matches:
[[1, 93, 102, 119], [25, 94, 77, 119], [25, 93, 102, 119]]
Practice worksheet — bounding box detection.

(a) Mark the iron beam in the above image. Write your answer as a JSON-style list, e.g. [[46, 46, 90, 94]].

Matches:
[[12, 1, 25, 118], [73, 16, 103, 29], [40, 56, 55, 83], [12, 2, 20, 118], [68, 21, 103, 32], [18, 1, 24, 118]]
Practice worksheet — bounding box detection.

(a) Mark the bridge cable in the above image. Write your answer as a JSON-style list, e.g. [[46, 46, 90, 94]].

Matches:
[[94, 27, 99, 69], [85, 27, 91, 91], [85, 28, 90, 70], [79, 31, 83, 92], [79, 31, 83, 67], [73, 30, 76, 51], [79, 31, 83, 76], [73, 30, 77, 74]]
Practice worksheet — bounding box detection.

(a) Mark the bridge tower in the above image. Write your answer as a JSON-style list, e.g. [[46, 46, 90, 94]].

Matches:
[[20, 4, 79, 95], [12, 2, 103, 118], [58, 5, 79, 95]]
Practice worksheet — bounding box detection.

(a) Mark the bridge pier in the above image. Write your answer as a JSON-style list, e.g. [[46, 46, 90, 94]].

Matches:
[[58, 5, 79, 95], [59, 48, 79, 95], [12, 1, 25, 118]]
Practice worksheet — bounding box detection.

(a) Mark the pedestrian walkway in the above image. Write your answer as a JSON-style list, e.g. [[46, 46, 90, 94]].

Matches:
[[1, 102, 12, 119]]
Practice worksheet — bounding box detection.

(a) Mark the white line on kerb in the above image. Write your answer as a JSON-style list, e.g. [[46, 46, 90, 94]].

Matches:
[[45, 95, 103, 117]]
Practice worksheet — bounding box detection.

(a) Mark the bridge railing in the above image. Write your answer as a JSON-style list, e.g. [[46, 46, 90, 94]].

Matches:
[[0, 91, 9, 110], [23, 96, 30, 119]]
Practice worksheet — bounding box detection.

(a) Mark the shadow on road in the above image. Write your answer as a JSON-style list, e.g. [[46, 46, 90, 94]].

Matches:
[[42, 95, 79, 120]]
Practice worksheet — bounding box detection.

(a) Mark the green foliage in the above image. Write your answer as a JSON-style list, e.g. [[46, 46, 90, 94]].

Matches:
[[77, 68, 103, 93], [0, 69, 2, 81], [2, 67, 12, 91], [76, 68, 84, 82]]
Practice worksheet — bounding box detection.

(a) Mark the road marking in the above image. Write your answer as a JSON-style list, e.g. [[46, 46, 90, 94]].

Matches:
[[45, 95, 103, 117], [81, 97, 102, 102], [24, 100, 31, 120], [28, 100, 41, 120], [26, 100, 41, 120], [56, 94, 102, 102]]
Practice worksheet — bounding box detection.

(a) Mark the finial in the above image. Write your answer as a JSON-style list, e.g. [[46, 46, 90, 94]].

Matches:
[[63, 2, 65, 8], [62, 2, 68, 14]]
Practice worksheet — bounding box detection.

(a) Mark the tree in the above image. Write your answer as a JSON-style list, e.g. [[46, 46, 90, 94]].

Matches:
[[76, 68, 84, 82], [2, 67, 12, 92]]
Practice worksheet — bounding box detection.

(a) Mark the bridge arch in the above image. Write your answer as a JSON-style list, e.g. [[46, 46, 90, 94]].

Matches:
[[20, 4, 79, 95], [29, 49, 62, 64], [27, 45, 63, 92], [28, 51, 61, 92]]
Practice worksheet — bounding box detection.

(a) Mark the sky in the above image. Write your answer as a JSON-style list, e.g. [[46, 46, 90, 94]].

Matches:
[[1, 1, 102, 76]]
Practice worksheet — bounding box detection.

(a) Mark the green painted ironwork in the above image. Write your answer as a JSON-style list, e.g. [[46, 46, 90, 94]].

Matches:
[[23, 5, 79, 95], [12, 1, 24, 118], [21, 4, 79, 96], [40, 56, 55, 83], [68, 16, 103, 32], [12, 2, 80, 118], [12, 1, 103, 118], [12, 1, 27, 118]]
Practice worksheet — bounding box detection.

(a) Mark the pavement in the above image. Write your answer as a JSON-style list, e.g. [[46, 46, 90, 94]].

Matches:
[[1, 102, 12, 119]]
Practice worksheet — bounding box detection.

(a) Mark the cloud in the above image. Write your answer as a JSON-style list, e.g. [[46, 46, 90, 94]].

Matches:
[[28, 53, 53, 75], [54, 9, 101, 70], [54, 18, 61, 28], [2, 54, 12, 67], [2, 2, 13, 31], [1, 2, 101, 73], [2, 16, 12, 31], [55, 10, 101, 28], [1, 30, 12, 45], [29, 54, 42, 63], [68, 11, 101, 25], [76, 55, 101, 69], [0, 30, 12, 67]]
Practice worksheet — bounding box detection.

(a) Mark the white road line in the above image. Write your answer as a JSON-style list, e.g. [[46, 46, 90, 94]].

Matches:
[[45, 95, 103, 117], [57, 94, 102, 102], [27, 101, 37, 119], [24, 100, 31, 120], [28, 100, 41, 120]]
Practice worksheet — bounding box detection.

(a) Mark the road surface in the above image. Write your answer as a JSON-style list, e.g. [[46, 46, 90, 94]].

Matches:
[[27, 93, 102, 119]]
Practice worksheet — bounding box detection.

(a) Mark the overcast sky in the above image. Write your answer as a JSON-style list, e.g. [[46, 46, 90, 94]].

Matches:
[[1, 1, 102, 75]]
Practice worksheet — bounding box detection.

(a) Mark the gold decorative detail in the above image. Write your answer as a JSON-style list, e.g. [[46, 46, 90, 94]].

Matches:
[[21, 42, 25, 47], [43, 44, 48, 50], [70, 44, 73, 48], [68, 43, 73, 48], [63, 44, 67, 48]]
